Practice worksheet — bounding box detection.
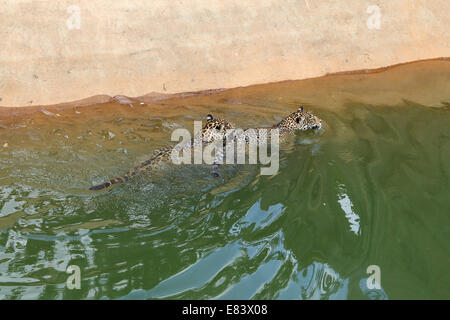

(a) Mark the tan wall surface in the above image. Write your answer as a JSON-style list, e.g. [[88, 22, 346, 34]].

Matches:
[[1, 0, 449, 107]]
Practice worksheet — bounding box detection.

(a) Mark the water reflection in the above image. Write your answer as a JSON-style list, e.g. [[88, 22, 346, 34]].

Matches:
[[337, 184, 361, 235]]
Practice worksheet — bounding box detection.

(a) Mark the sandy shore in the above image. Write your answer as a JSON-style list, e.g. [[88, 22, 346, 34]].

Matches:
[[0, 58, 448, 119]]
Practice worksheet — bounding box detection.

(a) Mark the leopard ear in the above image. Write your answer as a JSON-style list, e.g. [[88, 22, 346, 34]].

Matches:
[[298, 106, 304, 111], [206, 114, 213, 120]]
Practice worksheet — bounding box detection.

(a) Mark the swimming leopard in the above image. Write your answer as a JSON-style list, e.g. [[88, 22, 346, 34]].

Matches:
[[210, 106, 322, 174], [89, 107, 321, 190], [89, 114, 235, 190]]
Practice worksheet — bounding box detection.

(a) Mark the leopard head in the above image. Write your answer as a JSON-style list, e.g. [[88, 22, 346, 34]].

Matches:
[[202, 114, 236, 143], [277, 106, 322, 132]]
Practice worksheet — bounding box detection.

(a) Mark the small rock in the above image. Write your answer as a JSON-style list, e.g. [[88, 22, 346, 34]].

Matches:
[[113, 95, 133, 104], [41, 109, 56, 117]]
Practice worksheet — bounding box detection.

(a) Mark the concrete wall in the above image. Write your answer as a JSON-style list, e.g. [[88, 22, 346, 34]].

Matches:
[[1, 0, 449, 107]]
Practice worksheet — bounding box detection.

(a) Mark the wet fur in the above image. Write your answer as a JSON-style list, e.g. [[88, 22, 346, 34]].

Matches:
[[89, 115, 235, 190], [89, 107, 321, 190]]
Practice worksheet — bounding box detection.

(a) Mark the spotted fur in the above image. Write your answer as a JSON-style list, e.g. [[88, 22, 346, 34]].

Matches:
[[230, 106, 322, 144], [275, 106, 322, 133], [89, 107, 322, 190], [202, 114, 235, 142], [89, 114, 235, 190], [210, 106, 322, 175]]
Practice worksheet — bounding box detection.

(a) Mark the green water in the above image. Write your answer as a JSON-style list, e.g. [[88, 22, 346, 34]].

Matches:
[[0, 101, 449, 299]]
